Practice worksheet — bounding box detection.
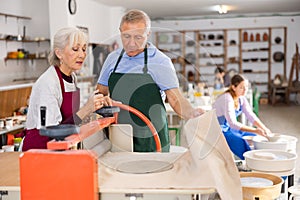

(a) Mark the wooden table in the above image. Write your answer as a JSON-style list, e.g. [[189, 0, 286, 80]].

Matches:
[[0, 124, 24, 147], [0, 152, 21, 190], [0, 151, 219, 200]]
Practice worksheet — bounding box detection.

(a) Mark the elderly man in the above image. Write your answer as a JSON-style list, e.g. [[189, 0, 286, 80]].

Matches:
[[97, 9, 204, 152]]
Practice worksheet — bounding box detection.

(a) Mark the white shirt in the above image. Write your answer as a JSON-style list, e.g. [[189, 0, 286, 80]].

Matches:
[[213, 92, 258, 130], [26, 66, 78, 129]]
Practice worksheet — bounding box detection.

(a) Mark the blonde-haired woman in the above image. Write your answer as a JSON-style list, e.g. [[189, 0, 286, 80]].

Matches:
[[22, 27, 112, 151], [213, 74, 271, 159]]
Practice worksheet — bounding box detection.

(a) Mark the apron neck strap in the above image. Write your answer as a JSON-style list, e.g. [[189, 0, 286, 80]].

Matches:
[[113, 49, 125, 73], [113, 46, 148, 74], [143, 47, 148, 74], [54, 66, 65, 93]]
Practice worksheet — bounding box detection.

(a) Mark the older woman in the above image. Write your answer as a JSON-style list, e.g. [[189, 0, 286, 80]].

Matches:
[[213, 74, 272, 159], [22, 27, 112, 151]]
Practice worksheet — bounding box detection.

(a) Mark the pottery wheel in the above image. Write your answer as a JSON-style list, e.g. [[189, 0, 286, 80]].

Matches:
[[241, 177, 273, 187], [116, 160, 173, 174]]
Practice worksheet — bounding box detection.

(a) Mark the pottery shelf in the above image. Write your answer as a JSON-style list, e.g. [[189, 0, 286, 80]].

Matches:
[[4, 57, 48, 66], [154, 26, 287, 97], [0, 38, 50, 43], [0, 12, 50, 68]]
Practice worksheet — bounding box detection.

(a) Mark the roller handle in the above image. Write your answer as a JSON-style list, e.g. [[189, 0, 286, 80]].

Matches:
[[40, 106, 46, 127], [95, 106, 120, 117]]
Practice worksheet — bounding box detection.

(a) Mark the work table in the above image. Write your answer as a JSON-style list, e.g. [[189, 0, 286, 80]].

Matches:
[[0, 152, 21, 188], [0, 124, 25, 136]]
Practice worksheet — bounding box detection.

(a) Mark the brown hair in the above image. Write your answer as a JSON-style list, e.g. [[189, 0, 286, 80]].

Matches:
[[215, 66, 225, 74], [225, 74, 245, 106]]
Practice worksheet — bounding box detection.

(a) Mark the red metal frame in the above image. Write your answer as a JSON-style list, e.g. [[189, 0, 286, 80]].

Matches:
[[47, 103, 162, 152], [47, 115, 117, 150]]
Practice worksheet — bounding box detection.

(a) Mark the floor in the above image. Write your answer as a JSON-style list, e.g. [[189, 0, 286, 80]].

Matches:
[[258, 103, 300, 200], [259, 103, 300, 181], [174, 102, 300, 200]]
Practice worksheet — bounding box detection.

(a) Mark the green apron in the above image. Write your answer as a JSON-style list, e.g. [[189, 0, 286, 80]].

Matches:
[[108, 47, 170, 152]]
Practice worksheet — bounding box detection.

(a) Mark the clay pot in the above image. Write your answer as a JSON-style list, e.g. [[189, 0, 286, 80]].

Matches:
[[273, 52, 284, 62], [250, 33, 254, 42], [256, 33, 260, 41], [263, 32, 268, 41], [198, 34, 205, 40], [229, 40, 236, 45], [159, 34, 169, 43], [217, 34, 223, 40], [243, 32, 248, 41], [185, 53, 196, 64], [186, 40, 195, 46], [208, 34, 215, 40], [274, 37, 282, 44], [173, 35, 181, 43]]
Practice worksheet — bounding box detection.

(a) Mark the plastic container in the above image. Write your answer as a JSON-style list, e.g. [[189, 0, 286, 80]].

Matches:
[[14, 137, 23, 151], [2, 145, 14, 152], [187, 83, 194, 103], [244, 149, 297, 172], [240, 172, 283, 200]]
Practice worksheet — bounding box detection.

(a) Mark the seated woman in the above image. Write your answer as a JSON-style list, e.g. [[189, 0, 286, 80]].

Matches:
[[212, 74, 272, 159]]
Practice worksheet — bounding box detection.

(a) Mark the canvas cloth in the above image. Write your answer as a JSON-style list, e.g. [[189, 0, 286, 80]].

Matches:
[[97, 110, 243, 199]]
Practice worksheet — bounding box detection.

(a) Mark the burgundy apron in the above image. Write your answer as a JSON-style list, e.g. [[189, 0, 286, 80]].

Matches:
[[22, 66, 80, 151]]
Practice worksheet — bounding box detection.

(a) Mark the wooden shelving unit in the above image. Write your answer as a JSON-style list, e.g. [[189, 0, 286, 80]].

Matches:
[[0, 12, 50, 65], [154, 26, 287, 95]]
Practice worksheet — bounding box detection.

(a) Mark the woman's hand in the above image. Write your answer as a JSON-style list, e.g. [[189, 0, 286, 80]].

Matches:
[[76, 90, 112, 121], [264, 128, 272, 136], [255, 127, 266, 136], [93, 90, 112, 111]]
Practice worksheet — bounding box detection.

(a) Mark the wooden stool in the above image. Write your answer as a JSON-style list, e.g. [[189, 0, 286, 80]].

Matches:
[[269, 83, 288, 105], [287, 43, 300, 105]]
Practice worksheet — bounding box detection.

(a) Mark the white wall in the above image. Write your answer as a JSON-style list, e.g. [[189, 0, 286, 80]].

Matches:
[[0, 0, 125, 84], [1, 0, 299, 87], [48, 0, 125, 77], [48, 0, 124, 44], [0, 0, 50, 84]]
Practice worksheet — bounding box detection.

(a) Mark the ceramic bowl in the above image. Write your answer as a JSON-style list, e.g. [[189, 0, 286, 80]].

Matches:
[[2, 145, 14, 152]]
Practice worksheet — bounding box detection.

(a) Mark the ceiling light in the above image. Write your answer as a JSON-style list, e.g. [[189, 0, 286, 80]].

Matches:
[[218, 5, 227, 14]]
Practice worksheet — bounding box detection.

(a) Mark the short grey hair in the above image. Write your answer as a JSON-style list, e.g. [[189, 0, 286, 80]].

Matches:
[[119, 9, 151, 34], [48, 27, 88, 66]]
